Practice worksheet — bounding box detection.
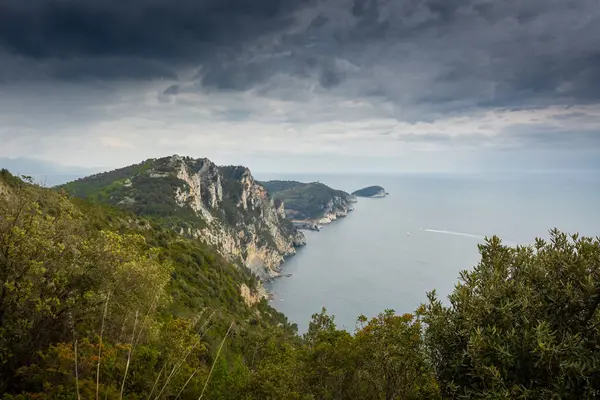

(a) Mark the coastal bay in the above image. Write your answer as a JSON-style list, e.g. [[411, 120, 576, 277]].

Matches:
[[266, 172, 600, 333]]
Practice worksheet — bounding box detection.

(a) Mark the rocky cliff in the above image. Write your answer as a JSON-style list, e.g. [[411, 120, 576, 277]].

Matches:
[[316, 194, 356, 224], [259, 180, 356, 225], [60, 155, 306, 279]]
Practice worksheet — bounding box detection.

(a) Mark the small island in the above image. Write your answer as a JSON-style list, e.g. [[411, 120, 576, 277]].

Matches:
[[352, 185, 388, 198]]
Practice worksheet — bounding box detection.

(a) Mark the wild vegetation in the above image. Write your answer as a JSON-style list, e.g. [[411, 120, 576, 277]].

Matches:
[[2, 169, 600, 398], [0, 169, 296, 398], [58, 158, 208, 231]]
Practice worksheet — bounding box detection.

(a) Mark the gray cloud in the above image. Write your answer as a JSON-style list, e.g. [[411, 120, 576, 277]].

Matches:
[[3, 0, 599, 114], [1, 0, 600, 173], [149, 0, 599, 122]]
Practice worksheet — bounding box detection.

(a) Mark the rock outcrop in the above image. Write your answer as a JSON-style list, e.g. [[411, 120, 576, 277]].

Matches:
[[60, 155, 306, 280], [240, 283, 269, 306], [259, 180, 356, 227], [316, 195, 356, 224]]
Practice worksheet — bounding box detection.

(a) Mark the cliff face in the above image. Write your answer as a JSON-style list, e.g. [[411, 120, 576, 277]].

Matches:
[[177, 160, 306, 279], [259, 180, 356, 224], [61, 155, 306, 279], [316, 195, 356, 224]]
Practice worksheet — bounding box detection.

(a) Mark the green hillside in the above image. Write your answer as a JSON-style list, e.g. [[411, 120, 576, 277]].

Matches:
[[58, 158, 204, 227], [0, 169, 299, 398]]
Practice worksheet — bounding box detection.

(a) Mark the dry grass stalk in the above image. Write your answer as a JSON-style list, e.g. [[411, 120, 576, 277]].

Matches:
[[120, 310, 139, 399], [198, 322, 234, 400], [96, 292, 111, 400], [152, 310, 217, 399]]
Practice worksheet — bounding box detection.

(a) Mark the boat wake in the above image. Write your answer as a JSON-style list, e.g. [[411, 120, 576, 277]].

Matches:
[[422, 229, 485, 240], [421, 228, 522, 246]]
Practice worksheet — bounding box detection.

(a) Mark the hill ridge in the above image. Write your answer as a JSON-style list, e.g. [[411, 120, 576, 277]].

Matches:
[[60, 155, 305, 279]]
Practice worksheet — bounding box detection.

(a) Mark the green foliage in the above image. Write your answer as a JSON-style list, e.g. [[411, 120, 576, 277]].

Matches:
[[59, 159, 156, 200], [165, 237, 253, 318], [0, 181, 171, 394], [259, 180, 305, 193], [422, 230, 600, 398], [59, 160, 209, 231], [260, 180, 351, 220], [353, 311, 440, 399], [0, 173, 296, 398], [0, 168, 26, 188], [250, 308, 439, 400]]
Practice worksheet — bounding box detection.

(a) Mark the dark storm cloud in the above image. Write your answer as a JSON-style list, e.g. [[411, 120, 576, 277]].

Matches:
[[1, 0, 600, 120], [201, 62, 273, 91], [179, 0, 600, 120], [49, 58, 178, 81], [0, 0, 314, 80]]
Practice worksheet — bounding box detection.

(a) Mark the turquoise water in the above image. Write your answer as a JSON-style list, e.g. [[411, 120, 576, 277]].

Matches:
[[261, 173, 600, 333]]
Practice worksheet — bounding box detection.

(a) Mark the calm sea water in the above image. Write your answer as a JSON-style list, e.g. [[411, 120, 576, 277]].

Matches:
[[259, 173, 600, 333]]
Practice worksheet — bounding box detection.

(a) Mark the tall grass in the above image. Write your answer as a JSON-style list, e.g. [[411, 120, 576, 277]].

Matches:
[[198, 322, 234, 400], [120, 310, 139, 399], [96, 292, 111, 400], [153, 309, 218, 399]]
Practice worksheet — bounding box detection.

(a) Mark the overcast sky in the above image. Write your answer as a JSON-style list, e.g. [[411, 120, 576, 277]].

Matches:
[[1, 0, 599, 173]]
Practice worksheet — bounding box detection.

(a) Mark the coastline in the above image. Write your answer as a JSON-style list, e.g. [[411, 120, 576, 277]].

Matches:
[[267, 202, 356, 281]]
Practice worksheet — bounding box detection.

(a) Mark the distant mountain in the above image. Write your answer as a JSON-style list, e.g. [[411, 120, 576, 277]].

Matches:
[[259, 180, 356, 224], [0, 157, 98, 186], [59, 155, 305, 279], [352, 185, 388, 198]]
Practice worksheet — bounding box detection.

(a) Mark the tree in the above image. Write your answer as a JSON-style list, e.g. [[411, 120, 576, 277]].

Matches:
[[300, 308, 356, 400], [422, 230, 600, 398], [354, 310, 440, 400], [297, 308, 439, 400], [0, 183, 172, 393]]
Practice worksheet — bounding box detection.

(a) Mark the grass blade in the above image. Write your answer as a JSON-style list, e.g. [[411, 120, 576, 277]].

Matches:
[[198, 322, 234, 400], [120, 310, 139, 399], [96, 292, 111, 400]]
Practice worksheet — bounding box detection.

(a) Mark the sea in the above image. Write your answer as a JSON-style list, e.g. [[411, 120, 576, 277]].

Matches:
[[258, 172, 600, 333]]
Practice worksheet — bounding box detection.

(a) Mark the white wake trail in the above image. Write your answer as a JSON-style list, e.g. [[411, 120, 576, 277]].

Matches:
[[422, 229, 485, 240]]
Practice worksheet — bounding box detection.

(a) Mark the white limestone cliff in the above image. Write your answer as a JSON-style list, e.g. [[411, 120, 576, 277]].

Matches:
[[164, 156, 305, 280]]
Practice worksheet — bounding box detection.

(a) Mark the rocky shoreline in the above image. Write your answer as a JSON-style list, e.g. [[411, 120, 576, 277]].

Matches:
[[292, 194, 357, 231]]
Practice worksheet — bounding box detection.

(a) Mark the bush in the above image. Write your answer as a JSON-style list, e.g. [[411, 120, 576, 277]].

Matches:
[[422, 230, 600, 398]]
